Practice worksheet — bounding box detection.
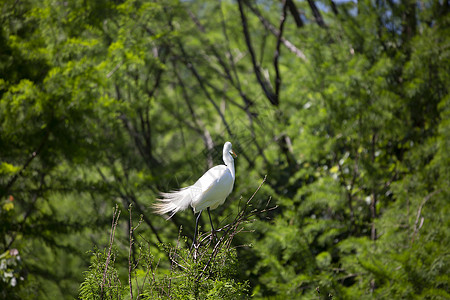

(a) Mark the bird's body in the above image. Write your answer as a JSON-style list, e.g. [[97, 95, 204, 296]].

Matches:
[[154, 142, 236, 219], [190, 164, 234, 212]]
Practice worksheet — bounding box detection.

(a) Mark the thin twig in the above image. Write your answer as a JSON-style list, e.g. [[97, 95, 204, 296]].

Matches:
[[247, 175, 267, 204], [100, 205, 121, 300], [128, 204, 134, 300], [411, 189, 441, 244], [106, 61, 124, 78]]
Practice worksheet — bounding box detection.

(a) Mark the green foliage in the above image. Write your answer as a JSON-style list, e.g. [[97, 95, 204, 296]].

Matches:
[[139, 244, 249, 300], [78, 209, 251, 300], [79, 247, 124, 300], [1, 0, 449, 298]]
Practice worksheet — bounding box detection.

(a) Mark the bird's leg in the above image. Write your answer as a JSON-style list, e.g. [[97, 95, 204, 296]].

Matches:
[[207, 207, 217, 242], [192, 210, 202, 249]]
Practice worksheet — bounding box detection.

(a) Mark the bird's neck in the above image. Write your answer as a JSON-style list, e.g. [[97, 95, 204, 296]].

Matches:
[[228, 161, 235, 179], [224, 155, 235, 179]]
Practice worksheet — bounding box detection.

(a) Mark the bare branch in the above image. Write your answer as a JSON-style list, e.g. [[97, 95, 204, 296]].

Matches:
[[411, 189, 441, 244], [3, 131, 49, 198], [196, 176, 275, 278], [106, 61, 124, 78], [329, 0, 339, 16], [286, 0, 304, 27], [307, 0, 327, 28], [101, 205, 121, 300], [237, 0, 278, 106], [274, 1, 288, 101], [244, 2, 307, 60], [127, 205, 144, 300]]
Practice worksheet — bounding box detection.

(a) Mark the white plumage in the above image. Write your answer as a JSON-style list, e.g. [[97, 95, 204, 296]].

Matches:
[[154, 141, 236, 219]]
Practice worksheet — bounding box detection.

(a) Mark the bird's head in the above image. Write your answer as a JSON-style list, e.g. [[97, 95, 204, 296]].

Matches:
[[224, 141, 237, 158]]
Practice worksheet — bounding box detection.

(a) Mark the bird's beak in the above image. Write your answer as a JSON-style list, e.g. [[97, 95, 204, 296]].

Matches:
[[231, 150, 237, 158]]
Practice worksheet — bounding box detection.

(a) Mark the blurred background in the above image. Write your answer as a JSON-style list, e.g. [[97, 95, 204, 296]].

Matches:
[[1, 0, 449, 298]]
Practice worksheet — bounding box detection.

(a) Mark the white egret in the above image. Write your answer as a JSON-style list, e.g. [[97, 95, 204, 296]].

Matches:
[[154, 141, 237, 244]]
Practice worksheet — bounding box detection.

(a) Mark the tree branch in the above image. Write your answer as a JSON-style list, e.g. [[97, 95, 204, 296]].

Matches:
[[411, 189, 441, 244], [101, 205, 120, 300], [286, 0, 304, 27], [4, 173, 46, 251], [2, 131, 49, 198], [274, 1, 288, 100], [307, 0, 327, 28], [244, 2, 307, 60], [237, 0, 278, 106]]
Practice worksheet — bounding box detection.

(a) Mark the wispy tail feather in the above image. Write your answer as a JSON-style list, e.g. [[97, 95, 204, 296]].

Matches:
[[153, 187, 192, 219]]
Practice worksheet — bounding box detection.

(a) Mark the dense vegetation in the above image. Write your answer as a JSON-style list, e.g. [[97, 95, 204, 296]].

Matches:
[[1, 0, 449, 298]]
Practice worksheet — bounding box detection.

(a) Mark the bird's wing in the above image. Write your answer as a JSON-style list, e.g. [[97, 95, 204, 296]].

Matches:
[[190, 165, 234, 212]]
